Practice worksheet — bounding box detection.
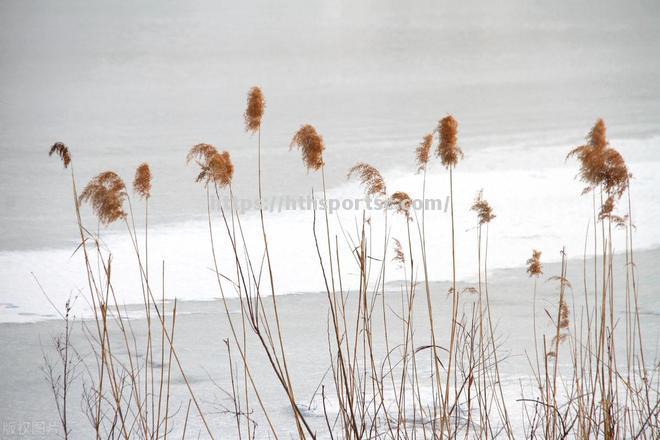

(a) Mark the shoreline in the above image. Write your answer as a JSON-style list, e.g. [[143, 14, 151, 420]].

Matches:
[[2, 244, 657, 437], [3, 245, 660, 325]]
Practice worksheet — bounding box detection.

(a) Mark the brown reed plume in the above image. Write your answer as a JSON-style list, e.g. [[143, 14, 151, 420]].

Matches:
[[205, 151, 234, 187], [558, 298, 570, 330], [526, 249, 543, 277], [133, 163, 152, 199], [79, 171, 127, 224], [347, 162, 386, 198], [388, 191, 412, 219], [436, 115, 463, 168], [186, 143, 218, 165], [244, 86, 265, 133], [187, 144, 234, 187], [567, 118, 630, 199], [392, 238, 405, 266], [416, 133, 433, 172], [290, 124, 325, 171], [470, 190, 495, 224], [49, 142, 72, 168], [548, 295, 571, 354]]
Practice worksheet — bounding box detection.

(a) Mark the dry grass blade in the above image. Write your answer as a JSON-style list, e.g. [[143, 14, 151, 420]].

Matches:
[[290, 124, 325, 171], [133, 163, 152, 199], [245, 86, 265, 133], [79, 171, 127, 224], [347, 162, 386, 198], [436, 115, 463, 168], [49, 142, 72, 168]]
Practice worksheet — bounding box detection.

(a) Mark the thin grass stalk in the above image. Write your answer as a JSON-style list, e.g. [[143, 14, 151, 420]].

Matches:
[[205, 187, 280, 438], [442, 164, 458, 438], [256, 126, 306, 439]]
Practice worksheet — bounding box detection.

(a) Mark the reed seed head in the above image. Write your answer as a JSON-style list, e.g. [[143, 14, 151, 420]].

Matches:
[[392, 238, 405, 267], [347, 162, 386, 198], [588, 118, 608, 150], [388, 191, 413, 220], [471, 190, 495, 225], [567, 119, 630, 200], [526, 249, 543, 277], [187, 144, 234, 187], [205, 151, 234, 187], [416, 133, 433, 172], [79, 171, 127, 224], [290, 124, 325, 171], [598, 195, 628, 226], [550, 296, 571, 348], [187, 143, 218, 165], [133, 163, 152, 199], [48, 142, 71, 168], [436, 115, 463, 168], [559, 298, 570, 330], [244, 86, 265, 133]]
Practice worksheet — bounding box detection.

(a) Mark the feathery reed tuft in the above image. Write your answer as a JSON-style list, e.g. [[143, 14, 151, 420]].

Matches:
[[567, 118, 630, 199], [388, 191, 413, 219], [416, 133, 433, 172], [79, 171, 127, 224], [187, 144, 234, 187], [205, 151, 234, 187], [133, 163, 152, 199], [598, 195, 628, 226], [290, 124, 325, 171], [526, 249, 543, 277], [559, 298, 570, 330], [347, 163, 386, 198], [550, 296, 571, 348], [392, 238, 405, 266], [49, 142, 71, 168], [470, 190, 495, 224], [186, 143, 218, 165], [244, 86, 265, 133], [436, 115, 463, 168]]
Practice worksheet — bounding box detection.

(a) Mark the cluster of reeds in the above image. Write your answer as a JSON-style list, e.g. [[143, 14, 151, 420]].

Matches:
[[520, 119, 656, 439], [46, 93, 658, 440], [47, 147, 213, 439]]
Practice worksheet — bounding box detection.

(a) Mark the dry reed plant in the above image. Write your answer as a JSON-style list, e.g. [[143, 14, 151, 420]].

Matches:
[[49, 147, 214, 439], [436, 115, 463, 168], [347, 162, 386, 198], [526, 249, 543, 277], [79, 171, 127, 224], [415, 133, 433, 172], [49, 142, 72, 168], [244, 86, 265, 133], [436, 113, 467, 436], [387, 191, 411, 218], [470, 190, 496, 225], [187, 144, 234, 187], [391, 238, 405, 267], [133, 163, 152, 199], [567, 118, 630, 199], [290, 124, 325, 171], [44, 100, 658, 440]]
